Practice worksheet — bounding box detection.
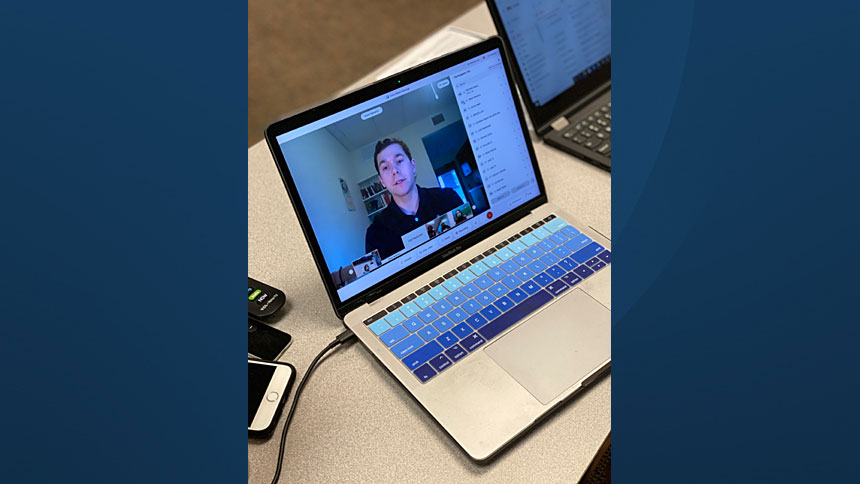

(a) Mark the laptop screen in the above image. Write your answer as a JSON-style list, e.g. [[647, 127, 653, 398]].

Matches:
[[493, 0, 611, 107], [274, 48, 541, 303]]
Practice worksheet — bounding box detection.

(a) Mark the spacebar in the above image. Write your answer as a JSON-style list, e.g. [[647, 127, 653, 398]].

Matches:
[[478, 289, 553, 341]]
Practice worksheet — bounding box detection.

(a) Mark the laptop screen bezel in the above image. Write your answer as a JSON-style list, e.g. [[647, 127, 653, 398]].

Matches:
[[264, 36, 548, 320], [485, 0, 611, 133]]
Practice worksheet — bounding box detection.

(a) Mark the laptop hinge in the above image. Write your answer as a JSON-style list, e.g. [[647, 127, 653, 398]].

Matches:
[[550, 117, 570, 132]]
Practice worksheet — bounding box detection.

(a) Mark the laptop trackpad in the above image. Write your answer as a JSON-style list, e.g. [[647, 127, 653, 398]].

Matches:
[[484, 289, 610, 405]]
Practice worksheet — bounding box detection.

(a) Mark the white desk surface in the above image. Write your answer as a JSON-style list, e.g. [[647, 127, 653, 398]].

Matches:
[[248, 3, 611, 483]]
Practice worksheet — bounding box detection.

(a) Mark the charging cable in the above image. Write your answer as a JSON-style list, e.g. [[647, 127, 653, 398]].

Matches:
[[270, 328, 356, 484]]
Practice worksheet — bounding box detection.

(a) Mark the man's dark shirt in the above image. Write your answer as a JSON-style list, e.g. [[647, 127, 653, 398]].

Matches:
[[365, 186, 463, 260]]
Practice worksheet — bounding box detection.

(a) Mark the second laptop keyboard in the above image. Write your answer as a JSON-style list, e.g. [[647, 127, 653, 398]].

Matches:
[[363, 214, 611, 384], [562, 101, 611, 158]]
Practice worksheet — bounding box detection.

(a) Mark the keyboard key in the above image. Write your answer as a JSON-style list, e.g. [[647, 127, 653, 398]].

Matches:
[[418, 308, 439, 324], [545, 280, 570, 296], [500, 260, 520, 274], [429, 353, 453, 373], [513, 253, 532, 266], [399, 301, 420, 317], [549, 232, 569, 245], [561, 225, 581, 238], [514, 267, 535, 281], [428, 285, 449, 301], [591, 261, 607, 271], [437, 331, 459, 348], [442, 277, 463, 292], [560, 272, 582, 286], [539, 253, 560, 266], [447, 308, 468, 323], [558, 257, 577, 272], [445, 344, 468, 362], [413, 363, 437, 383], [392, 334, 425, 359], [494, 295, 514, 312], [546, 264, 566, 279], [461, 333, 487, 352], [527, 259, 548, 274], [431, 299, 453, 316], [572, 242, 605, 264], [534, 273, 553, 286], [402, 340, 443, 370], [478, 289, 553, 341], [451, 322, 473, 338], [368, 319, 391, 336], [532, 227, 551, 239], [507, 287, 528, 303], [552, 245, 572, 259], [462, 299, 482, 314], [487, 267, 506, 281], [383, 309, 405, 327], [537, 239, 556, 252], [456, 271, 476, 285], [521, 280, 540, 295], [525, 246, 544, 259], [476, 291, 497, 305], [479, 305, 501, 321], [403, 316, 424, 332], [380, 324, 409, 346], [473, 275, 494, 290], [415, 294, 435, 309], [502, 275, 522, 289], [543, 217, 569, 233], [469, 260, 489, 276], [364, 311, 388, 327], [520, 233, 539, 246], [488, 283, 508, 297], [446, 291, 466, 306], [496, 247, 515, 260], [460, 283, 480, 298], [418, 324, 441, 342], [508, 240, 527, 253], [482, 254, 502, 268], [573, 265, 595, 279], [564, 234, 592, 252], [433, 316, 454, 332], [598, 250, 611, 264], [466, 313, 489, 330]]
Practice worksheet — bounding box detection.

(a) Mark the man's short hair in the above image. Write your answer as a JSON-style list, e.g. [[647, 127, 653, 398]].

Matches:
[[373, 138, 412, 174]]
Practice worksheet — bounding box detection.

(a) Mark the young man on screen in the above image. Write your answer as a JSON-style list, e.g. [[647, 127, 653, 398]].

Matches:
[[365, 138, 463, 260]]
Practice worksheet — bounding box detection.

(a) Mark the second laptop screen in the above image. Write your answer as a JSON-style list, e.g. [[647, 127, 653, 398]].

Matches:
[[275, 48, 541, 302]]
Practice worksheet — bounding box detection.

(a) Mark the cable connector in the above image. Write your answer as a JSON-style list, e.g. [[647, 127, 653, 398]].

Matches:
[[335, 328, 356, 345]]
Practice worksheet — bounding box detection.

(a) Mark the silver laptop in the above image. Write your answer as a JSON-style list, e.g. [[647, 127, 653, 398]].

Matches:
[[265, 37, 610, 461]]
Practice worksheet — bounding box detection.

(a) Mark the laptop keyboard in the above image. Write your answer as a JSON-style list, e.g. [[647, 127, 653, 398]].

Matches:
[[362, 214, 611, 383], [562, 101, 611, 158]]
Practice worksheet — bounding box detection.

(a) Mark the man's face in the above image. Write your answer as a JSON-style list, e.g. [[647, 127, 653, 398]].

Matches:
[[376, 144, 416, 197]]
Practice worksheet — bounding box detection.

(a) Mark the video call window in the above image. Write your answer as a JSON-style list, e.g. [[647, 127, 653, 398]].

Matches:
[[278, 78, 489, 290]]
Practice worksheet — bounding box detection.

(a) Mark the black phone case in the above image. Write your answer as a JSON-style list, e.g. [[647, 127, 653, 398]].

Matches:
[[248, 360, 296, 438]]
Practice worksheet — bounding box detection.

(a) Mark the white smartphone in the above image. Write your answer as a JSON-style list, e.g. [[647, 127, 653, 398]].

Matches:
[[249, 359, 295, 436]]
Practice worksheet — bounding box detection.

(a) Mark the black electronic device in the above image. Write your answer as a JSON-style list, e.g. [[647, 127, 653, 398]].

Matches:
[[249, 320, 293, 360], [249, 276, 286, 318], [249, 359, 295, 436]]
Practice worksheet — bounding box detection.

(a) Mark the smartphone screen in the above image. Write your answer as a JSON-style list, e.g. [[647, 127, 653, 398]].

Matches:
[[248, 322, 292, 360], [249, 362, 277, 426]]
